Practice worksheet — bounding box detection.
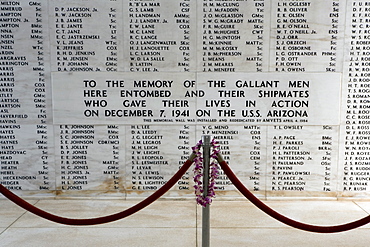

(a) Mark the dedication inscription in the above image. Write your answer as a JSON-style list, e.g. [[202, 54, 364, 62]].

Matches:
[[0, 0, 369, 199]]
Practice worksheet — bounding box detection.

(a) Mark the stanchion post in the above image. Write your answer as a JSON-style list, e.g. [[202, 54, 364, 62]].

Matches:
[[202, 135, 211, 247]]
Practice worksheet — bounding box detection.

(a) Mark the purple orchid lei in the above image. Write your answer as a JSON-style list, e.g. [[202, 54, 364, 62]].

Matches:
[[192, 139, 220, 207]]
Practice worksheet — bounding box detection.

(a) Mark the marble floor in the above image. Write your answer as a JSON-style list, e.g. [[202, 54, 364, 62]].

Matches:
[[1, 198, 370, 247]]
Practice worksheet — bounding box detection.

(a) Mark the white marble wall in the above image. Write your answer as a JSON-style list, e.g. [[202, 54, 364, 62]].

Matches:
[[1, 0, 369, 199]]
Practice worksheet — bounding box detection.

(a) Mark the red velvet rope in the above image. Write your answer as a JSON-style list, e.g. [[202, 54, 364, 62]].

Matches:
[[219, 160, 370, 233], [0, 159, 193, 226]]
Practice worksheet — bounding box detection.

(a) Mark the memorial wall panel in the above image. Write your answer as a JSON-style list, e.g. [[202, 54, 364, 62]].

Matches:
[[1, 0, 370, 199]]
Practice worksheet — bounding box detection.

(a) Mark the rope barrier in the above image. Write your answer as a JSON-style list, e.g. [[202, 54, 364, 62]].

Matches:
[[218, 158, 370, 233], [2, 148, 370, 233], [0, 157, 194, 226]]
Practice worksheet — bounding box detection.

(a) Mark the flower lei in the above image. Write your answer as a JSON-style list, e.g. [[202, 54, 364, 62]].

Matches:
[[192, 139, 220, 207]]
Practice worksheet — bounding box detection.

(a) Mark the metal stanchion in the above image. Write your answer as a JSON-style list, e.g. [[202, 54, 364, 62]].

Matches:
[[202, 135, 211, 247]]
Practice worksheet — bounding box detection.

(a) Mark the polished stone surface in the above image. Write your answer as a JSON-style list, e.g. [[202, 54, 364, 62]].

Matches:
[[1, 199, 370, 247], [10, 200, 196, 228], [209, 228, 370, 247], [0, 199, 37, 228]]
